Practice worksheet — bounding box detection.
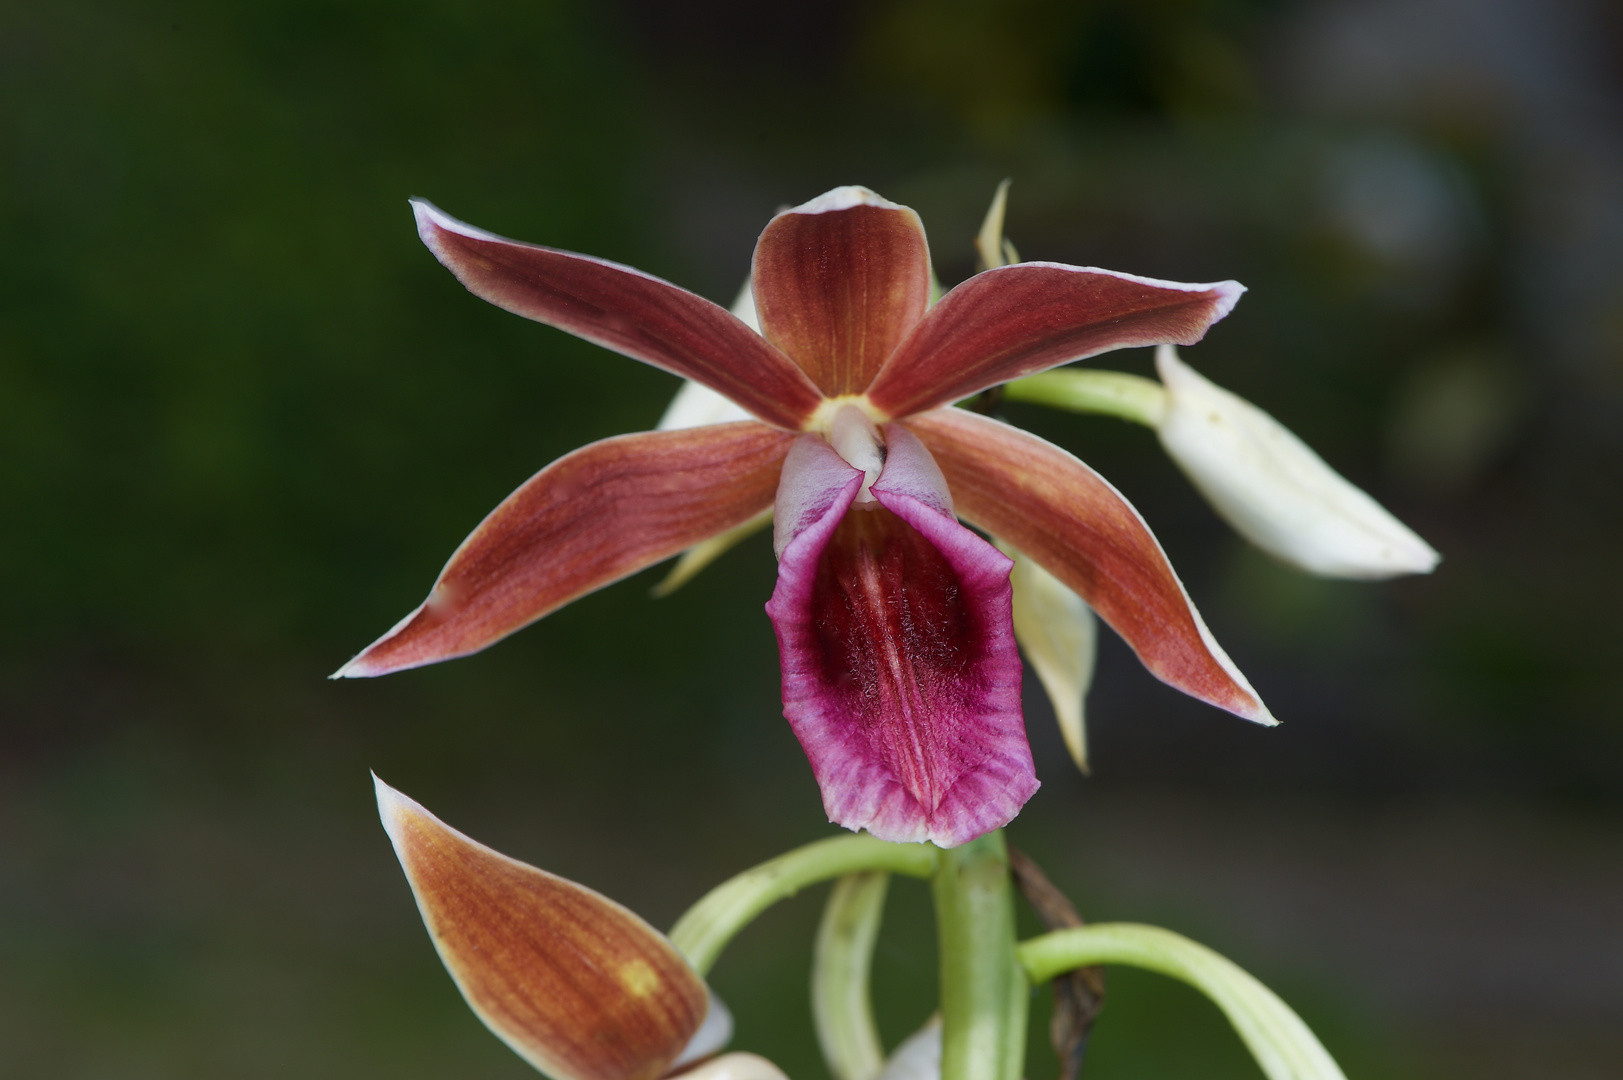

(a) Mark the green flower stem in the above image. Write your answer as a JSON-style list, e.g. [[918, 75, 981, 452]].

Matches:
[[669, 835, 938, 977], [1019, 924, 1348, 1080], [812, 872, 890, 1080], [1003, 369, 1168, 427], [932, 831, 1027, 1080]]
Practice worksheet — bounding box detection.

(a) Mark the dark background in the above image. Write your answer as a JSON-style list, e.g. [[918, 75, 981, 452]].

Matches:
[[3, 0, 1621, 1077]]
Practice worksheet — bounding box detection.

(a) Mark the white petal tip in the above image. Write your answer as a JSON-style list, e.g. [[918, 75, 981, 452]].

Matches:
[[785, 185, 906, 216], [372, 772, 414, 847], [408, 198, 507, 247], [1210, 280, 1247, 321], [329, 659, 364, 680], [1247, 703, 1281, 728]]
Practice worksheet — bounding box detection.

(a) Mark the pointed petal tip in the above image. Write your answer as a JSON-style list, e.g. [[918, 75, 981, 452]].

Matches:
[[409, 197, 503, 246], [371, 770, 425, 820], [372, 771, 424, 858], [1210, 280, 1247, 322], [1246, 701, 1281, 728], [331, 600, 432, 680], [329, 656, 371, 680]]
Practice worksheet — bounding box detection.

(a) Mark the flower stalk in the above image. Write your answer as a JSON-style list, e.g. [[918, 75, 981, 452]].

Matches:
[[932, 831, 1027, 1080], [1019, 924, 1348, 1080], [669, 835, 937, 977], [1002, 368, 1168, 428], [812, 872, 891, 1080]]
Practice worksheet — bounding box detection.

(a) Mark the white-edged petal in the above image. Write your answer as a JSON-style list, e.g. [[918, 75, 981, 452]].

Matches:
[[1156, 345, 1440, 580]]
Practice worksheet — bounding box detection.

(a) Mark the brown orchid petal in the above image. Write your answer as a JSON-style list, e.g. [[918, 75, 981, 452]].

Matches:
[[337, 422, 795, 677], [375, 777, 710, 1080], [906, 408, 1274, 725], [866, 263, 1243, 419], [752, 187, 932, 397], [413, 200, 824, 431]]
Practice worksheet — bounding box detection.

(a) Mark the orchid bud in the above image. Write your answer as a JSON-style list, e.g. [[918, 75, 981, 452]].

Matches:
[[1155, 345, 1440, 580], [374, 775, 731, 1080]]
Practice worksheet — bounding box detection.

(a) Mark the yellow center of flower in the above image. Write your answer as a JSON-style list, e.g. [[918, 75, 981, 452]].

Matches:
[[804, 393, 890, 436]]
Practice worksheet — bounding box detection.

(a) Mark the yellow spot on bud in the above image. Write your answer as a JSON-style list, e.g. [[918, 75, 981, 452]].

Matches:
[[619, 958, 661, 999]]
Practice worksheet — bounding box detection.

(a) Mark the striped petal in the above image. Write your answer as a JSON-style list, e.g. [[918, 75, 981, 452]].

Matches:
[[765, 426, 1035, 848], [906, 407, 1274, 726], [337, 422, 794, 677], [752, 187, 932, 397], [412, 200, 824, 431], [865, 264, 1243, 419], [374, 776, 720, 1080]]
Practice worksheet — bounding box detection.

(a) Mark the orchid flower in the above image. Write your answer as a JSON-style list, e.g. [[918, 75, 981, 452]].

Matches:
[[338, 186, 1274, 847]]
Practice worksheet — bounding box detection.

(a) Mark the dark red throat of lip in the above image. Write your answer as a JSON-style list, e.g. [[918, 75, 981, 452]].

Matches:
[[810, 504, 981, 813]]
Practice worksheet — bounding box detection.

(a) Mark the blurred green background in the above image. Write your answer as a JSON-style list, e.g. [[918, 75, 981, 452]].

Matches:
[[3, 0, 1621, 1077]]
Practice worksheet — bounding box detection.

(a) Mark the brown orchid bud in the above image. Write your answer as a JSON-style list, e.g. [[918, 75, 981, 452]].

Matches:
[[375, 775, 724, 1080]]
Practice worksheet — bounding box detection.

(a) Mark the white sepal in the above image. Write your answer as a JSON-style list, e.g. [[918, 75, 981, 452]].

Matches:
[[658, 380, 754, 431], [1155, 345, 1440, 580], [1001, 543, 1097, 774]]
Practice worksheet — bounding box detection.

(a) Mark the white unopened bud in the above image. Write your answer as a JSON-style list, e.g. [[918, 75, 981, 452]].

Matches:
[[1155, 345, 1439, 580]]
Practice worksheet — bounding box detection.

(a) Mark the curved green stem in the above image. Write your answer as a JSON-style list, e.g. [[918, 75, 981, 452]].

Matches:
[[1019, 924, 1347, 1080], [1003, 369, 1168, 427], [812, 873, 890, 1080], [933, 832, 1027, 1080], [670, 835, 937, 976]]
